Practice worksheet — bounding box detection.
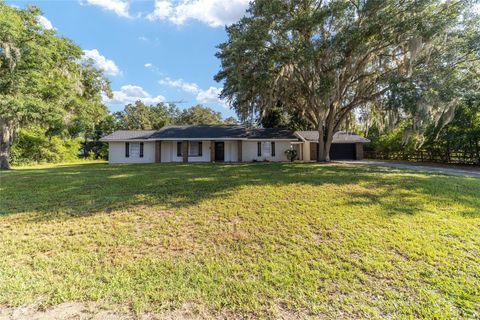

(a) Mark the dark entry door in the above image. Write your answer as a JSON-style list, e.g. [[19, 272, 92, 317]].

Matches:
[[214, 142, 225, 162], [330, 143, 356, 160]]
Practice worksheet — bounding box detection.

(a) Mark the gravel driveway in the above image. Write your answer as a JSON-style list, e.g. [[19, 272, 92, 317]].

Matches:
[[341, 160, 480, 178]]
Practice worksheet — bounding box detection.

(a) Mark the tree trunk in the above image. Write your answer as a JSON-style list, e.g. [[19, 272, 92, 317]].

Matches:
[[317, 125, 335, 162], [0, 118, 15, 170], [317, 125, 326, 161], [317, 104, 337, 162]]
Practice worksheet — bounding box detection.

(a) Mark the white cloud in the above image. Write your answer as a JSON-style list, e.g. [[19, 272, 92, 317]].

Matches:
[[37, 16, 55, 30], [160, 77, 200, 94], [160, 77, 227, 107], [147, 0, 250, 27], [144, 63, 153, 68], [146, 0, 173, 21], [82, 49, 121, 76], [104, 85, 166, 105], [81, 0, 130, 18], [196, 86, 224, 104]]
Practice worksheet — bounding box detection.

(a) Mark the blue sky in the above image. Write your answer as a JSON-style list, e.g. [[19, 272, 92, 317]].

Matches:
[[7, 0, 251, 118]]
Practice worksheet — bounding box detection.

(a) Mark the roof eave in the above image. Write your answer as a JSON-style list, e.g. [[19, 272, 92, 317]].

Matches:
[[103, 137, 300, 141], [294, 132, 307, 142], [100, 139, 153, 142], [246, 138, 299, 141]]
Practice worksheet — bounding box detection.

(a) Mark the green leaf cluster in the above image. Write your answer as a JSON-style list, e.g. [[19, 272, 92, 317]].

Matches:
[[0, 1, 111, 168]]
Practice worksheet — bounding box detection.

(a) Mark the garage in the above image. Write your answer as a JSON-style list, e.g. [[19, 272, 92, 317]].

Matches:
[[309, 142, 358, 160], [299, 131, 370, 161], [329, 143, 356, 160]]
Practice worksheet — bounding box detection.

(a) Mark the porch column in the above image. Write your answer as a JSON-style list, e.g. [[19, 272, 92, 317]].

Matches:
[[182, 140, 189, 163], [155, 141, 162, 163], [237, 140, 242, 162], [210, 141, 215, 162]]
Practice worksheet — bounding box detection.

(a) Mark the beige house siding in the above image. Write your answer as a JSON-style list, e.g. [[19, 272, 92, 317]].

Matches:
[[241, 141, 291, 162], [223, 141, 239, 162], [108, 141, 156, 164], [160, 141, 174, 162], [301, 142, 311, 161]]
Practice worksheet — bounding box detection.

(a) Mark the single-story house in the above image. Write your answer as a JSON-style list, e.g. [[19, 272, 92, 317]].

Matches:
[[100, 125, 369, 164]]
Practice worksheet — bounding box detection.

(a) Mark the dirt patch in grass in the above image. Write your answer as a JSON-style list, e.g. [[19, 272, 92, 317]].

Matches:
[[0, 302, 141, 320], [0, 302, 311, 320], [0, 302, 216, 320]]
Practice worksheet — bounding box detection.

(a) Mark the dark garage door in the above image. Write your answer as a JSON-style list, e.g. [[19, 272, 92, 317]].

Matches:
[[330, 143, 356, 160]]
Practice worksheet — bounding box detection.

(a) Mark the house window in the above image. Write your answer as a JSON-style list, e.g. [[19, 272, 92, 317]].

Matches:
[[125, 142, 129, 158], [263, 141, 271, 157], [271, 142, 275, 157], [177, 142, 182, 157], [140, 142, 144, 158], [130, 142, 140, 158], [189, 141, 202, 157], [257, 142, 261, 157]]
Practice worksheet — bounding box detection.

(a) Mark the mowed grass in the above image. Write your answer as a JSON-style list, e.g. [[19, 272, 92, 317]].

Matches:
[[0, 162, 479, 318]]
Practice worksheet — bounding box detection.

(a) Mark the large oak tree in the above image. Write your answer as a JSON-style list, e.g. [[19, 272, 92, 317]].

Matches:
[[215, 0, 478, 161]]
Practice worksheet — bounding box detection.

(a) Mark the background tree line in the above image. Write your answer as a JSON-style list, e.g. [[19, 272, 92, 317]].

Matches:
[[81, 102, 237, 161], [12, 100, 237, 166], [362, 95, 480, 163]]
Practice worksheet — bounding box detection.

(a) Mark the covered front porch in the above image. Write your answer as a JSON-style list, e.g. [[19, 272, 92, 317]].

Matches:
[[154, 140, 242, 163]]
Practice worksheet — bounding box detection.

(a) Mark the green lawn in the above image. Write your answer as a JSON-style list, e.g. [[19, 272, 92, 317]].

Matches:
[[0, 162, 479, 318]]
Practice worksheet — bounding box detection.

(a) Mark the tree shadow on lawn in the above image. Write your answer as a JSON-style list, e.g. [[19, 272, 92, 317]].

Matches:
[[1, 162, 479, 221], [346, 167, 480, 217]]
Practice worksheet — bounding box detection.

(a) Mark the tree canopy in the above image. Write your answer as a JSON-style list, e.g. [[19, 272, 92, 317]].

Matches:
[[215, 0, 480, 161], [177, 105, 224, 125], [114, 100, 180, 130], [0, 2, 111, 169], [365, 94, 480, 164], [112, 102, 230, 129]]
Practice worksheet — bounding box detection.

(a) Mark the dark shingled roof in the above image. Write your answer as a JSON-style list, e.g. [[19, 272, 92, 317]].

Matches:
[[101, 125, 302, 141], [149, 125, 248, 139], [100, 130, 156, 141], [296, 131, 370, 143], [247, 128, 299, 140]]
